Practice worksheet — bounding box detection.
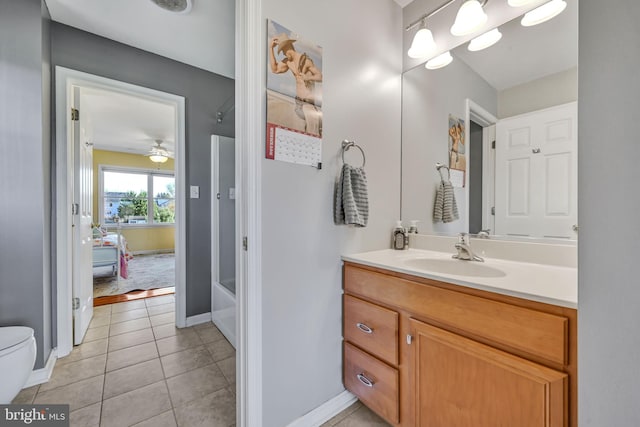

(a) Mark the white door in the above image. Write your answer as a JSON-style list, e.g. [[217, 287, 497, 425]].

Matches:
[[495, 102, 577, 239], [72, 87, 94, 344]]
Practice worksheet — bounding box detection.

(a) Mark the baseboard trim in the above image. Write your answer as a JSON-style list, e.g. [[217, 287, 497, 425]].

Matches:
[[24, 348, 57, 388], [186, 312, 212, 327], [286, 390, 358, 427], [131, 249, 175, 256]]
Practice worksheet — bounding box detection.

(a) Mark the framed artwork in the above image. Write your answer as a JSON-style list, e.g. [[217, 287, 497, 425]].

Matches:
[[448, 114, 466, 187]]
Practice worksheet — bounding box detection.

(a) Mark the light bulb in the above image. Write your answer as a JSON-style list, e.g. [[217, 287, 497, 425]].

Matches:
[[408, 27, 436, 59], [426, 51, 453, 70], [468, 28, 503, 51], [451, 0, 488, 36], [521, 0, 567, 27]]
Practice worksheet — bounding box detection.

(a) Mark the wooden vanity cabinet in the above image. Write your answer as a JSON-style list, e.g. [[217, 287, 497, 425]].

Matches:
[[342, 262, 577, 427]]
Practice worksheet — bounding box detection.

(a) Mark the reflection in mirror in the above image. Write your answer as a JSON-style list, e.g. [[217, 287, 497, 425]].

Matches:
[[401, 0, 577, 241]]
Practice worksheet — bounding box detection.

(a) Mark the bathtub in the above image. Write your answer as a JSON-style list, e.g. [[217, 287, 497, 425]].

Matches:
[[212, 279, 236, 348]]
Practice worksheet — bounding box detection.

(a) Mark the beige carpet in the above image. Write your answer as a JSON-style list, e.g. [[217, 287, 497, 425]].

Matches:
[[93, 253, 175, 297]]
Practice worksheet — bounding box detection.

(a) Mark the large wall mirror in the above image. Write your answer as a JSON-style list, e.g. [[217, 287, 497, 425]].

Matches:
[[401, 0, 578, 241]]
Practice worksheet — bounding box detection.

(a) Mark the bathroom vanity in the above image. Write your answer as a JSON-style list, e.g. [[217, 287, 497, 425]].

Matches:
[[342, 249, 577, 427]]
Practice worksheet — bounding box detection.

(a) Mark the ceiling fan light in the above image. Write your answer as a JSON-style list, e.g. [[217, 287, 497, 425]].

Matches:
[[451, 0, 488, 36], [425, 51, 453, 70], [149, 153, 169, 163], [508, 0, 537, 7], [408, 27, 437, 59], [521, 0, 567, 27], [468, 28, 503, 51]]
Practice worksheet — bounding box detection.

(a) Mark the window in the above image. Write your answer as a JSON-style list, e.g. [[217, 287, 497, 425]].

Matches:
[[100, 167, 175, 226]]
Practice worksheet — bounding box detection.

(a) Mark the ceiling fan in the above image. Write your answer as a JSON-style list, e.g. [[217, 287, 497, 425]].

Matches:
[[148, 140, 171, 163]]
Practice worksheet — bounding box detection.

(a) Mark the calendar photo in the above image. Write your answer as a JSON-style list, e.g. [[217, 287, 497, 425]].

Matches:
[[265, 89, 322, 167]]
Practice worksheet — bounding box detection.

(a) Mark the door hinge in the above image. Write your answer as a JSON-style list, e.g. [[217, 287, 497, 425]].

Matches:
[[491, 206, 495, 216], [491, 140, 496, 149], [72, 203, 79, 215], [407, 334, 413, 345], [242, 236, 248, 251], [71, 108, 79, 121], [216, 193, 221, 200], [72, 297, 80, 310]]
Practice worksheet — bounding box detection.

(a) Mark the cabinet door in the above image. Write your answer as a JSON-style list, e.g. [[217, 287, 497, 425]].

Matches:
[[411, 319, 567, 427]]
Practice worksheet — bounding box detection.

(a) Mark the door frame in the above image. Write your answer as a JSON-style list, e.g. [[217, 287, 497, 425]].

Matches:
[[55, 67, 187, 357], [465, 99, 498, 235], [236, 0, 263, 424]]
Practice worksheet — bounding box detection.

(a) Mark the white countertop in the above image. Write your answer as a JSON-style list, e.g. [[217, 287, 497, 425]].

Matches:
[[342, 249, 577, 309]]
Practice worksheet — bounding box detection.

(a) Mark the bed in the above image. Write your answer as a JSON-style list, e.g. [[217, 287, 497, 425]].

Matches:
[[93, 226, 132, 279]]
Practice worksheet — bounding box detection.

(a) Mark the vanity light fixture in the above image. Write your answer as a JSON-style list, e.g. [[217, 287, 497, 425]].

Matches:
[[405, 0, 456, 59], [468, 28, 502, 51], [425, 51, 453, 70], [408, 20, 437, 59], [521, 0, 567, 26], [451, 0, 488, 36], [507, 0, 537, 7]]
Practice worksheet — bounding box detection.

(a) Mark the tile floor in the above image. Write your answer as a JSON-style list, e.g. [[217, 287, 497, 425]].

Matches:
[[12, 294, 389, 427], [321, 401, 391, 427], [12, 295, 237, 427]]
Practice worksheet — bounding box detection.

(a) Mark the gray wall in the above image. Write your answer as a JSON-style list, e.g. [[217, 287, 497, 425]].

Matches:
[[401, 57, 497, 234], [578, 1, 640, 424], [0, 0, 52, 369], [50, 23, 235, 316], [259, 1, 402, 425], [217, 136, 235, 291], [498, 67, 578, 118]]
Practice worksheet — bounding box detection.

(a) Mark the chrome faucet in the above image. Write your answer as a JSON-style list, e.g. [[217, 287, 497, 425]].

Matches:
[[453, 233, 484, 262]]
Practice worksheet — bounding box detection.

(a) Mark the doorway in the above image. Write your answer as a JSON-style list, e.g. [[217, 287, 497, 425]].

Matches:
[[55, 67, 187, 356], [465, 99, 498, 235]]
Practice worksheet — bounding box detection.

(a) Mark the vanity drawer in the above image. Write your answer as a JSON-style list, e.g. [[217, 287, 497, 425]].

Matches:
[[344, 295, 399, 365], [345, 264, 569, 365], [344, 342, 399, 425]]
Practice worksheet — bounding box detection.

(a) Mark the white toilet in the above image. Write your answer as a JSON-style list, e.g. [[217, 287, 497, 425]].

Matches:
[[0, 326, 37, 404]]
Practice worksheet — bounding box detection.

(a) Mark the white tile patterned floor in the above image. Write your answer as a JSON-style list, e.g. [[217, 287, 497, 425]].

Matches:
[[12, 294, 388, 427]]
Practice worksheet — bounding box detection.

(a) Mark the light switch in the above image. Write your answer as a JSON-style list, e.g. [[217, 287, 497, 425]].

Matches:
[[190, 185, 200, 199], [229, 188, 236, 200]]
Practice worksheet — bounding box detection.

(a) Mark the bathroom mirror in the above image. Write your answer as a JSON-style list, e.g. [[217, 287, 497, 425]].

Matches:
[[401, 0, 578, 241]]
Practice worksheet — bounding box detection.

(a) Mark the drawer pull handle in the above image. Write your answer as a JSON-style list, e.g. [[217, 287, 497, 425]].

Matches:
[[356, 323, 373, 334], [356, 373, 374, 388]]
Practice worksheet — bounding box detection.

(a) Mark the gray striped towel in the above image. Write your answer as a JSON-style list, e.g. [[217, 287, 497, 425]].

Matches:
[[433, 179, 458, 223], [334, 164, 369, 227]]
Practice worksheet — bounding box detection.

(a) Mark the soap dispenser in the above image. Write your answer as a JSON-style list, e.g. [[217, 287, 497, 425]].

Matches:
[[392, 221, 408, 250]]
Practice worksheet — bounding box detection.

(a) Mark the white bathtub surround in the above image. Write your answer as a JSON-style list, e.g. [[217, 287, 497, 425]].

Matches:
[[342, 245, 577, 308], [212, 281, 236, 349]]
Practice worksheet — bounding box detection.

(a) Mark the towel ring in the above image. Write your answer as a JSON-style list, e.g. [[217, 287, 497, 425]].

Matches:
[[436, 162, 450, 180], [342, 140, 366, 168]]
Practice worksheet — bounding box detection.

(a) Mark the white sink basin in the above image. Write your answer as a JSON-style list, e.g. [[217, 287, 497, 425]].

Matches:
[[403, 258, 506, 278]]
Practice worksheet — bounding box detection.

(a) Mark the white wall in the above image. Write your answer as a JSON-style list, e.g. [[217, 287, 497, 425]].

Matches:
[[258, 1, 402, 425], [401, 57, 497, 235], [498, 67, 578, 118], [578, 2, 640, 425]]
